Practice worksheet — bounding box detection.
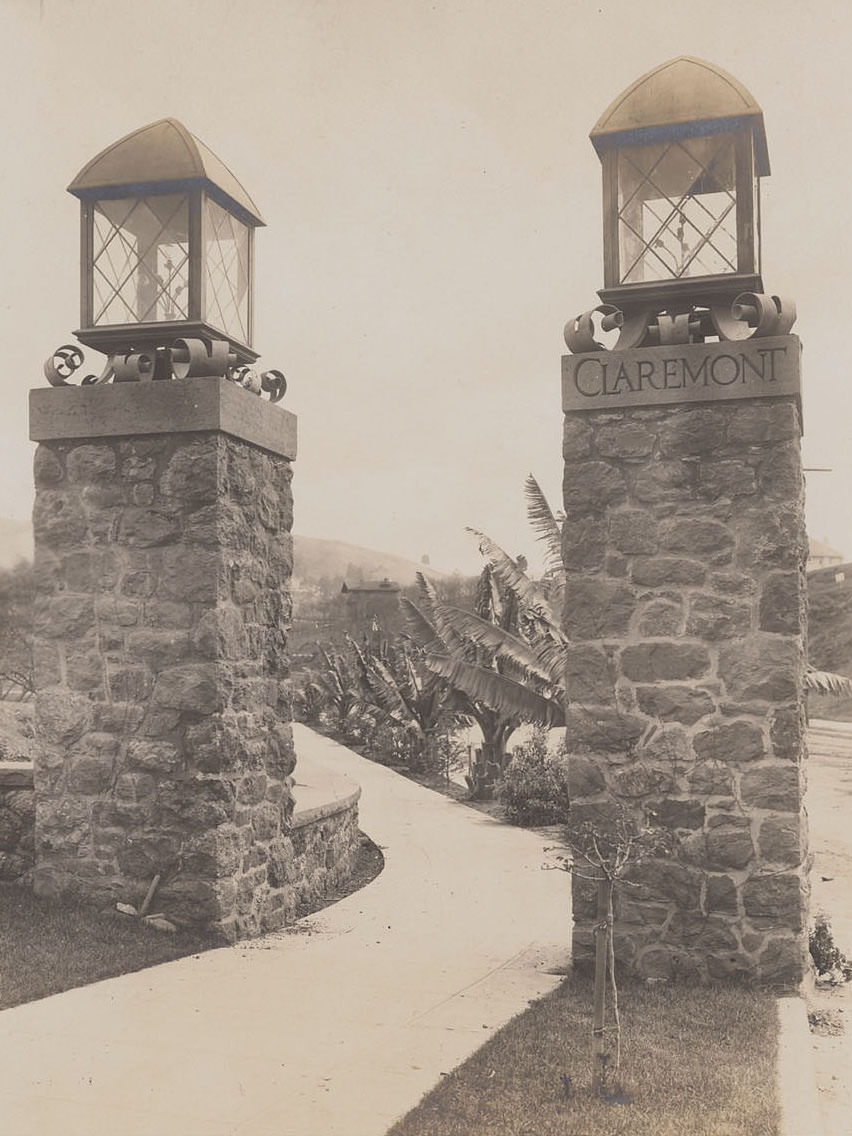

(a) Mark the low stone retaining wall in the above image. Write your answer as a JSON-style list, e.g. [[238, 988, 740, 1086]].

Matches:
[[0, 752, 360, 917], [0, 762, 35, 882], [290, 774, 361, 910]]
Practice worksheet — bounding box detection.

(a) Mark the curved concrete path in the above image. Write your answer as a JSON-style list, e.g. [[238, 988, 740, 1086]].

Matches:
[[0, 725, 572, 1136], [799, 720, 852, 1136]]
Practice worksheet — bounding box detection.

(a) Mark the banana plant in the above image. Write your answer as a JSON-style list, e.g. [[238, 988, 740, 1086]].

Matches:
[[401, 479, 568, 797], [347, 634, 465, 771], [301, 643, 375, 743], [404, 472, 852, 795]]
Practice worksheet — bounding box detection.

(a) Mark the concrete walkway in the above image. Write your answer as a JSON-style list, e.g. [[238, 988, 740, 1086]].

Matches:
[[0, 726, 572, 1136], [802, 720, 852, 1136]]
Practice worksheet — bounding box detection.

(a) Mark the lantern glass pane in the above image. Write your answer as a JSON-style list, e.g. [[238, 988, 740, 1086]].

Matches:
[[204, 198, 250, 345], [92, 194, 190, 325], [617, 134, 739, 284]]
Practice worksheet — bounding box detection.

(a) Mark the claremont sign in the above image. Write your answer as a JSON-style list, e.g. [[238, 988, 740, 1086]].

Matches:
[[562, 335, 801, 414]]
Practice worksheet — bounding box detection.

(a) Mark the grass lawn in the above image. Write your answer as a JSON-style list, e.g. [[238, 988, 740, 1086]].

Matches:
[[0, 836, 383, 1012], [387, 973, 780, 1136], [0, 884, 220, 1011]]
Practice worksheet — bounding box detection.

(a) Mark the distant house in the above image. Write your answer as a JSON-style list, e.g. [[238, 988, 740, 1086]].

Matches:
[[807, 537, 845, 574], [341, 578, 402, 639]]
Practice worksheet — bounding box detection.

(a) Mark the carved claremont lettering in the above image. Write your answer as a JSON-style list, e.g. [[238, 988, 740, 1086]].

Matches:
[[572, 347, 786, 399], [562, 336, 800, 414]]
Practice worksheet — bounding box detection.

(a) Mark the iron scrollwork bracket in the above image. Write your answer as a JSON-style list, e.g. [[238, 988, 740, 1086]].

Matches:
[[564, 305, 651, 353], [709, 293, 796, 342], [44, 338, 288, 404], [564, 292, 797, 354]]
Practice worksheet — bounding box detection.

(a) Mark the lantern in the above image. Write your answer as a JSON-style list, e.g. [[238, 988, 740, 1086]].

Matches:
[[67, 118, 264, 366], [590, 57, 769, 316]]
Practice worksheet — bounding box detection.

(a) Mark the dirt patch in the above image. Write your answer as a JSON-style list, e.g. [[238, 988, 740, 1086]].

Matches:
[[809, 1007, 847, 1036], [397, 767, 507, 817], [400, 769, 570, 852]]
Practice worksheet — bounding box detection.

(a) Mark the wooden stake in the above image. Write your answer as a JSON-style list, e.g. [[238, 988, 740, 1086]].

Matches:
[[139, 873, 161, 918], [591, 876, 611, 1095]]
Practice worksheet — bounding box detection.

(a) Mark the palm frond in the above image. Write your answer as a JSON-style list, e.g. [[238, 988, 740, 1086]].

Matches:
[[466, 527, 563, 633], [344, 633, 370, 675], [439, 604, 563, 687], [318, 646, 345, 700], [531, 637, 571, 695], [365, 656, 425, 733], [474, 565, 502, 623], [400, 597, 447, 653], [423, 654, 564, 727], [414, 572, 469, 652], [805, 666, 852, 697], [396, 642, 418, 693], [524, 474, 565, 577]]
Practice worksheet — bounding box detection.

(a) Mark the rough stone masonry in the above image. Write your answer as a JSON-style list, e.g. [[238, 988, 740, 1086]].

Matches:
[[562, 338, 809, 985], [29, 379, 301, 941]]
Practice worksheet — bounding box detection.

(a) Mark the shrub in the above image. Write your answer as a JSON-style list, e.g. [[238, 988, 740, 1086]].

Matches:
[[498, 727, 571, 825], [363, 721, 407, 766], [426, 727, 467, 783], [0, 703, 36, 762], [291, 682, 325, 725], [809, 914, 852, 982]]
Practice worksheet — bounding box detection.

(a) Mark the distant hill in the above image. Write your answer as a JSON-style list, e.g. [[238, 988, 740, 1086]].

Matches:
[[0, 518, 441, 588], [6, 514, 852, 698], [293, 535, 444, 586], [0, 519, 33, 571]]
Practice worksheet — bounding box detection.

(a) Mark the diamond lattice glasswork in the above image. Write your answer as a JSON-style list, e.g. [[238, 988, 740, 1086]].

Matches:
[[204, 198, 250, 344], [617, 134, 739, 284], [92, 194, 190, 325]]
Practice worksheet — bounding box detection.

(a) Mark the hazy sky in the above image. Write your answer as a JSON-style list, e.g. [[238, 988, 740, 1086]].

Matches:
[[0, 0, 850, 573]]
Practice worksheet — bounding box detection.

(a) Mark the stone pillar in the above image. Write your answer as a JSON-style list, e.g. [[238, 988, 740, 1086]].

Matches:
[[29, 377, 298, 942], [562, 336, 809, 985]]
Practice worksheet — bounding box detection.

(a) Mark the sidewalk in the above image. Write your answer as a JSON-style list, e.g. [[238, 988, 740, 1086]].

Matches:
[[801, 720, 852, 1136], [0, 726, 572, 1136]]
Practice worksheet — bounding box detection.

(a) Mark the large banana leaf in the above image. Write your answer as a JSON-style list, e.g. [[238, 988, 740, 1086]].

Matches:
[[805, 666, 852, 696], [474, 564, 502, 624], [423, 653, 564, 727], [414, 573, 470, 653], [400, 643, 422, 696], [364, 655, 426, 734], [318, 646, 346, 701], [436, 604, 563, 687], [531, 637, 570, 689], [400, 597, 448, 654], [466, 527, 564, 635]]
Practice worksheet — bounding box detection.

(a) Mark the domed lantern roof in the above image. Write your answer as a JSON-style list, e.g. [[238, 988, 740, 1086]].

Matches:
[[68, 118, 265, 227], [590, 56, 769, 176], [68, 119, 264, 364], [590, 58, 770, 313]]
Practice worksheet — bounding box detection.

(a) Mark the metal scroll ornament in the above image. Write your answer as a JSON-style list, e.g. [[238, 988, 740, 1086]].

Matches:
[[43, 338, 287, 403], [564, 293, 797, 354]]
